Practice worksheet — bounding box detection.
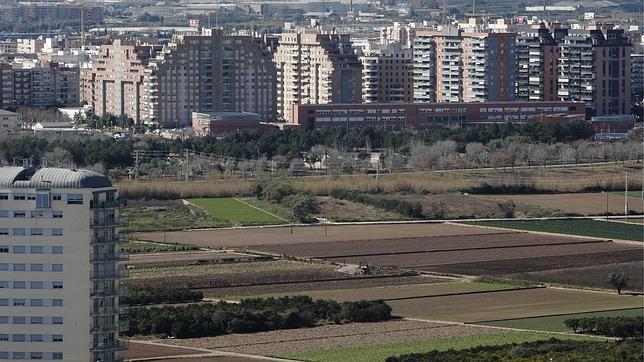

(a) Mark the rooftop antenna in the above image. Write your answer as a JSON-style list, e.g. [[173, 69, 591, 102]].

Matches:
[[80, 6, 85, 48]]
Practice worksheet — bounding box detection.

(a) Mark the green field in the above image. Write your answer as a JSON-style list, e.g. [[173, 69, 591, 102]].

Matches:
[[468, 219, 644, 242], [281, 331, 596, 362], [478, 308, 644, 332], [187, 198, 287, 225], [613, 191, 644, 198]]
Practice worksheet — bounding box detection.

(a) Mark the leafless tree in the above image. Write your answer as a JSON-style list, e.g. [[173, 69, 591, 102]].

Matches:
[[465, 142, 486, 167], [383, 149, 405, 173]]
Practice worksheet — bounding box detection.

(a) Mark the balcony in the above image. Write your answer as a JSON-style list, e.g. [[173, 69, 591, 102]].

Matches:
[[90, 217, 128, 228], [90, 235, 129, 245], [91, 321, 129, 333], [90, 199, 126, 209], [90, 269, 129, 280], [91, 286, 128, 298], [90, 251, 129, 263], [91, 340, 128, 352], [91, 305, 125, 315]]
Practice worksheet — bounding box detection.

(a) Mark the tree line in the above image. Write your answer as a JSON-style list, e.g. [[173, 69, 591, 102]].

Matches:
[[124, 296, 391, 338], [565, 316, 643, 338], [120, 286, 203, 306]]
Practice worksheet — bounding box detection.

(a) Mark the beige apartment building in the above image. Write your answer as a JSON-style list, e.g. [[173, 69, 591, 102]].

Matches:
[[0, 167, 127, 361], [413, 28, 516, 103], [81, 39, 161, 123], [359, 42, 413, 103], [274, 29, 362, 122]]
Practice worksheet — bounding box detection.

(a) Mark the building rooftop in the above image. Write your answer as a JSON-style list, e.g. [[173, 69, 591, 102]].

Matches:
[[0, 109, 19, 117], [0, 167, 112, 189]]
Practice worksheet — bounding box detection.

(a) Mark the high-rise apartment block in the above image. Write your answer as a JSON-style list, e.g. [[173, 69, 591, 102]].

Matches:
[[0, 167, 127, 361], [360, 43, 413, 103], [0, 63, 13, 109], [558, 27, 631, 116], [274, 30, 362, 122], [516, 27, 566, 101], [143, 29, 224, 127], [413, 28, 516, 103], [222, 34, 278, 121], [12, 60, 80, 107], [81, 39, 161, 123]]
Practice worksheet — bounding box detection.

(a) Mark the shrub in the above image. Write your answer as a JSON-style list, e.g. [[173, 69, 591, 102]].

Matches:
[[498, 201, 516, 218], [564, 316, 643, 338]]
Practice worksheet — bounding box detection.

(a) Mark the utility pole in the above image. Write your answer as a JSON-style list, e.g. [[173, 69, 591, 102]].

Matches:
[[134, 150, 140, 181], [624, 169, 628, 220], [184, 149, 190, 181]]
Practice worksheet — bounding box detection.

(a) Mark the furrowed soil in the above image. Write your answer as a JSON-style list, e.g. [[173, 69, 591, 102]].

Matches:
[[133, 223, 503, 248], [197, 275, 444, 299], [160, 320, 498, 356], [386, 287, 644, 322]]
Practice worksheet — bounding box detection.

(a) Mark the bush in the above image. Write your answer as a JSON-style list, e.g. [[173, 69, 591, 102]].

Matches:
[[330, 189, 424, 218], [124, 296, 391, 338], [121, 286, 203, 305], [286, 193, 321, 223], [498, 201, 516, 218], [564, 316, 643, 338]]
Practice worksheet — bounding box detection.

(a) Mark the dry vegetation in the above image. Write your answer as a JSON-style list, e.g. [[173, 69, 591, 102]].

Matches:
[[118, 165, 643, 200], [478, 193, 644, 215]]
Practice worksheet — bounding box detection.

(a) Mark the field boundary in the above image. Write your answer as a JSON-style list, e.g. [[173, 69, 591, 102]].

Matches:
[[234, 197, 290, 222], [468, 306, 644, 324], [382, 286, 543, 302]]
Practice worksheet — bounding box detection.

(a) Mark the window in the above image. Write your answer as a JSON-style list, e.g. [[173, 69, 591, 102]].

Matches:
[[0, 264, 6, 271], [52, 246, 63, 254], [27, 195, 35, 201], [12, 334, 25, 342], [30, 264, 43, 272], [13, 299, 25, 306], [0, 193, 7, 200], [13, 282, 25, 289], [30, 246, 42, 254], [0, 211, 7, 217], [30, 229, 43, 236], [13, 194, 25, 200], [52, 353, 63, 360], [52, 194, 61, 201], [13, 317, 25, 324], [30, 335, 43, 342], [52, 282, 63, 289], [13, 212, 26, 218], [52, 264, 63, 272], [52, 299, 63, 307], [31, 281, 43, 289], [0, 229, 8, 235], [31, 211, 43, 218], [36, 193, 49, 209], [0, 299, 7, 306], [0, 316, 7, 323], [0, 247, 8, 253], [13, 264, 25, 271], [30, 317, 42, 324], [12, 352, 24, 359], [30, 299, 42, 307], [14, 228, 26, 236], [52, 211, 63, 218], [52, 317, 63, 325], [13, 246, 25, 253], [0, 335, 7, 341], [52, 335, 63, 342], [29, 352, 42, 359], [67, 194, 83, 204], [52, 229, 63, 236], [0, 352, 6, 359]]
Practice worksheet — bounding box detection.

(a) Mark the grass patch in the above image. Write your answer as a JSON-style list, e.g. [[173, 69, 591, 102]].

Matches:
[[241, 197, 293, 221], [281, 331, 596, 362], [129, 260, 332, 279], [613, 190, 644, 198], [478, 308, 644, 332], [187, 198, 286, 225], [120, 239, 199, 254], [122, 203, 231, 232], [468, 219, 644, 242]]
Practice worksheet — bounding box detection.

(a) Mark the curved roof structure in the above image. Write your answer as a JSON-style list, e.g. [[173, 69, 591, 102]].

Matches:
[[0, 167, 112, 189]]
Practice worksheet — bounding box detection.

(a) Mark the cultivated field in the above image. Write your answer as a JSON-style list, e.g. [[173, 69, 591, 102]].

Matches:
[[316, 196, 408, 222], [507, 260, 644, 291], [385, 287, 644, 322], [222, 282, 519, 302], [187, 197, 286, 225], [160, 320, 500, 356], [478, 192, 643, 216], [122, 199, 230, 232], [283, 331, 594, 362], [119, 341, 204, 360], [469, 219, 644, 242], [478, 307, 644, 332], [133, 222, 503, 248], [126, 250, 255, 266]]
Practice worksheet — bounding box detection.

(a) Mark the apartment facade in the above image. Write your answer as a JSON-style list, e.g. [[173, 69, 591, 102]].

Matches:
[[222, 34, 278, 121], [359, 42, 413, 103], [142, 29, 224, 127], [0, 167, 127, 361], [81, 39, 161, 123], [413, 28, 516, 103], [516, 27, 565, 101], [274, 30, 362, 122], [12, 61, 80, 107], [0, 63, 13, 109], [558, 28, 631, 116]]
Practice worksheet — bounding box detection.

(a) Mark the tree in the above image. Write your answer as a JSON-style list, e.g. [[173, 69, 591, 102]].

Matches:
[[607, 272, 629, 295], [288, 193, 321, 223], [465, 142, 486, 167], [498, 201, 516, 218]]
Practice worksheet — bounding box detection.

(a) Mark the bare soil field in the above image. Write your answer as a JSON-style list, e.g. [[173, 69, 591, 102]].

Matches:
[[249, 232, 595, 259], [507, 261, 644, 291], [317, 196, 407, 222], [127, 251, 254, 266], [158, 358, 259, 362], [420, 249, 643, 275], [197, 275, 442, 299], [219, 282, 518, 302], [119, 341, 204, 359], [386, 287, 644, 322], [324, 242, 639, 269], [478, 193, 644, 215], [161, 320, 497, 356], [133, 223, 502, 248]]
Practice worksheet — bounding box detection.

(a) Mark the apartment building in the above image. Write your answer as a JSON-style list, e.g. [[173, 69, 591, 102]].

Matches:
[[632, 53, 643, 99], [274, 29, 362, 122], [516, 27, 566, 101], [12, 60, 80, 107], [558, 27, 631, 116], [413, 28, 516, 103], [222, 34, 278, 121], [359, 42, 413, 104], [0, 4, 104, 24], [142, 29, 224, 127], [0, 166, 127, 361], [0, 63, 13, 109], [81, 39, 161, 123]]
